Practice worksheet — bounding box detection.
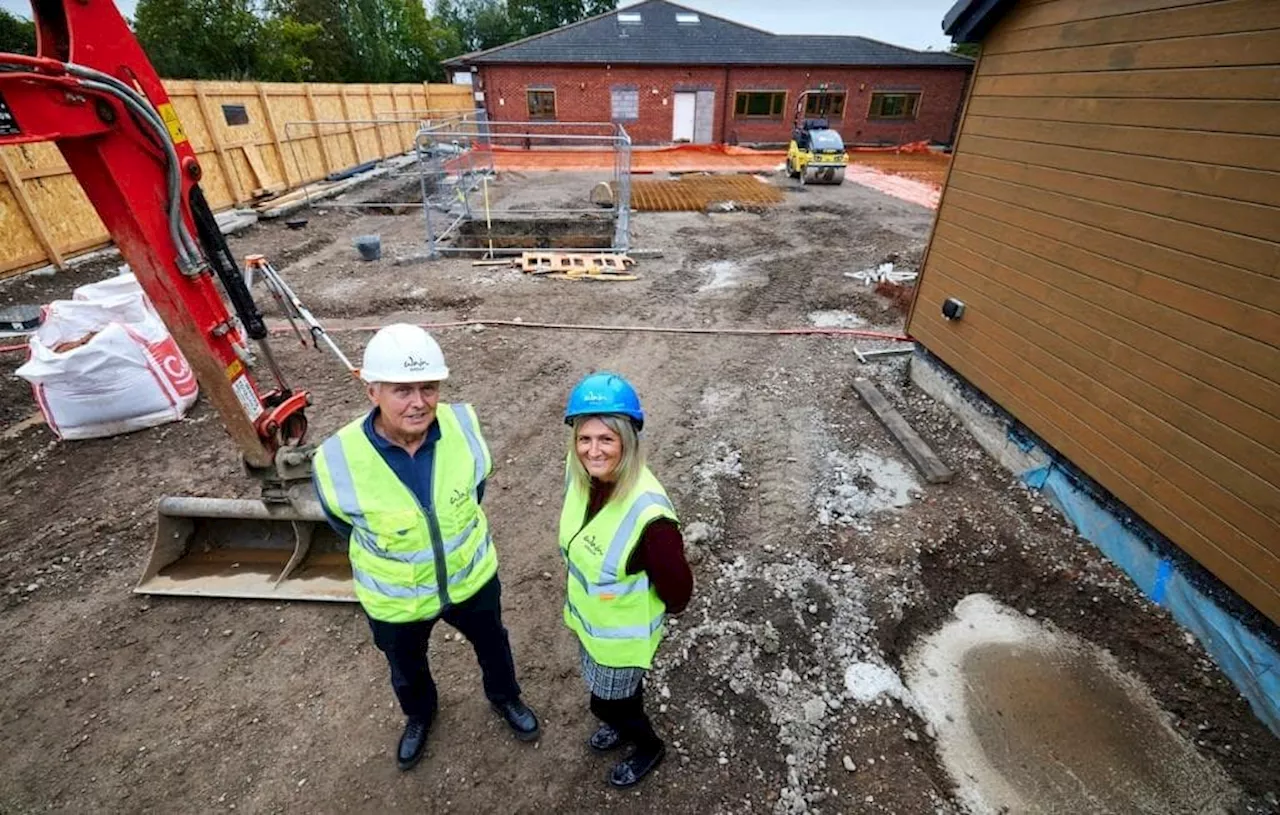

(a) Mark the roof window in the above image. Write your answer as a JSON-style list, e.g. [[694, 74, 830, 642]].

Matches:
[[618, 12, 642, 24], [675, 13, 700, 24]]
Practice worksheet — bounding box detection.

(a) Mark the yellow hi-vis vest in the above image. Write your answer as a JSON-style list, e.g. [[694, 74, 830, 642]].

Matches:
[[559, 464, 678, 669], [313, 403, 496, 623]]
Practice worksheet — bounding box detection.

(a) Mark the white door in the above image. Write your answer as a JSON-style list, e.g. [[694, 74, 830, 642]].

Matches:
[[672, 92, 696, 142]]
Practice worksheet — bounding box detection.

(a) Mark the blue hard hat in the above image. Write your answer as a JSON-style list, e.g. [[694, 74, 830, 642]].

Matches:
[[564, 372, 644, 430]]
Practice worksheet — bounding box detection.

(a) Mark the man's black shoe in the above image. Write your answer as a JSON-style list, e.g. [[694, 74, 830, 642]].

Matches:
[[397, 717, 430, 771], [491, 699, 540, 741], [588, 723, 623, 753], [609, 742, 665, 788]]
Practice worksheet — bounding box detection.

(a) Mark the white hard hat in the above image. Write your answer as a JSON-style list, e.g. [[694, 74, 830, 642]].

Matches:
[[360, 323, 450, 383]]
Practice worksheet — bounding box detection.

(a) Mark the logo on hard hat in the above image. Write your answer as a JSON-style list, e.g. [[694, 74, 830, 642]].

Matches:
[[404, 354, 431, 370], [583, 391, 608, 403]]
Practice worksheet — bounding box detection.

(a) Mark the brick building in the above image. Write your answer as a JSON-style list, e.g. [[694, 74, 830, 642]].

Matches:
[[444, 1, 973, 147]]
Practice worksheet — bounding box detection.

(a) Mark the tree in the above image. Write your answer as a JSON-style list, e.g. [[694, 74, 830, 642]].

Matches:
[[949, 41, 980, 58], [254, 16, 323, 82], [134, 0, 262, 79], [0, 9, 37, 56], [268, 0, 455, 83], [435, 0, 616, 54], [508, 0, 615, 37]]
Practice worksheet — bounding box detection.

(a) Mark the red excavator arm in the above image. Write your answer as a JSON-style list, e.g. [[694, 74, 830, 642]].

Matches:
[[0, 0, 309, 474]]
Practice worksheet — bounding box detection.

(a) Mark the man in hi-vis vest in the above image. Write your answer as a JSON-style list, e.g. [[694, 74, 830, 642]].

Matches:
[[313, 323, 539, 771]]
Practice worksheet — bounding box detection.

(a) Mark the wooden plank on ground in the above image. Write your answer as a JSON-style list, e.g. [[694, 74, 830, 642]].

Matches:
[[852, 377, 954, 484]]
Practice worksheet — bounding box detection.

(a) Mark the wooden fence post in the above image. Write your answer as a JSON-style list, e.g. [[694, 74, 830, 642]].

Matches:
[[256, 82, 294, 189], [303, 83, 334, 178], [338, 86, 361, 164], [194, 84, 247, 205], [0, 149, 64, 269], [367, 85, 389, 160]]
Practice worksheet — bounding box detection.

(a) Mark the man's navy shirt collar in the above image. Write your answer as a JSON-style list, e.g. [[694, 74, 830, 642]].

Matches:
[[363, 407, 441, 452]]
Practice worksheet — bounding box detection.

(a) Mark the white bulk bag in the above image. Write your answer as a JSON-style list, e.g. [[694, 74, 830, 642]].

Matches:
[[15, 288, 199, 440]]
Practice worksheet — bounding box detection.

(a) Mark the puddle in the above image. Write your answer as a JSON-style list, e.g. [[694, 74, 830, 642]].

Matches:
[[699, 260, 747, 291], [807, 310, 867, 328], [905, 594, 1240, 814], [698, 384, 743, 417], [815, 449, 920, 528]]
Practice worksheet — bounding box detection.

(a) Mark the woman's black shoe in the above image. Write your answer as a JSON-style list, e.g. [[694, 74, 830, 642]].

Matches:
[[608, 742, 666, 788], [588, 723, 622, 753]]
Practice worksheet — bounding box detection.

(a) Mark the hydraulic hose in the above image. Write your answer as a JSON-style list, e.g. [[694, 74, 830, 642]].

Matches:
[[74, 77, 201, 270]]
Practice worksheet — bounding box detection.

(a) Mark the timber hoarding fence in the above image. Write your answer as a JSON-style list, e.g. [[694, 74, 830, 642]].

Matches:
[[0, 80, 474, 278]]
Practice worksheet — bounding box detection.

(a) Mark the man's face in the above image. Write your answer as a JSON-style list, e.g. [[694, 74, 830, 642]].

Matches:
[[369, 381, 440, 438]]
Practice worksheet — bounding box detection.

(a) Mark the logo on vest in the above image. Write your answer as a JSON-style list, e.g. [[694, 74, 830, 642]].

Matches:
[[450, 488, 469, 508], [581, 533, 604, 557]]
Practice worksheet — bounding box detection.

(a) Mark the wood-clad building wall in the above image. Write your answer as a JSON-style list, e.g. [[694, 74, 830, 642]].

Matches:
[[0, 81, 474, 278], [908, 0, 1280, 623]]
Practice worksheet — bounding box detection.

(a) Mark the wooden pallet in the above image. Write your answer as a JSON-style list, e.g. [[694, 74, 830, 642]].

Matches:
[[547, 272, 638, 282], [520, 251, 635, 275]]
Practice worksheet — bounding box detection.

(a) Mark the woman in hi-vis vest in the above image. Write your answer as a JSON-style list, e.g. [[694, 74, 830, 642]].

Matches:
[[559, 372, 694, 788]]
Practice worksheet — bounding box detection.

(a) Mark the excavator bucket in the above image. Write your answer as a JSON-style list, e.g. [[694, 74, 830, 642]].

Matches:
[[136, 495, 354, 601]]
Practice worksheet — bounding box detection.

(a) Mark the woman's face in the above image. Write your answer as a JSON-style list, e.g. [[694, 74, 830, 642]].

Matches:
[[575, 417, 622, 481]]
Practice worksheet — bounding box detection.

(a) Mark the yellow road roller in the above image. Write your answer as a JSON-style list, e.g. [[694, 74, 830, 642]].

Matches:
[[786, 92, 848, 185]]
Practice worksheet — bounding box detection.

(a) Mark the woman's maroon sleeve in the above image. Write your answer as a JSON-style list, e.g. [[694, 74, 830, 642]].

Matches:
[[624, 519, 693, 613]]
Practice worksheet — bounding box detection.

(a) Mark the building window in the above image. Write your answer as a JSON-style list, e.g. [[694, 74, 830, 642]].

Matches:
[[804, 92, 845, 120], [868, 91, 921, 120], [527, 89, 556, 120], [611, 87, 639, 121], [221, 104, 249, 126], [734, 91, 786, 119]]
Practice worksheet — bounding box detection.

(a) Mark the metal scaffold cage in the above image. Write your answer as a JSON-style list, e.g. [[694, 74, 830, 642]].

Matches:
[[412, 114, 632, 258]]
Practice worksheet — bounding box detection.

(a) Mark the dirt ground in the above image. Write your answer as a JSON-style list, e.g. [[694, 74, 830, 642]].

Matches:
[[1, 169, 1276, 815]]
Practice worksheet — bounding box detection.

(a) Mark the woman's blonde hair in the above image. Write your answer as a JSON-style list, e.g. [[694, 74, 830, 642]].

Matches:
[[566, 414, 645, 501]]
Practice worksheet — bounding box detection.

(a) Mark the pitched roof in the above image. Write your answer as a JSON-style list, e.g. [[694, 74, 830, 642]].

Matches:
[[444, 0, 972, 68], [942, 0, 1017, 43]]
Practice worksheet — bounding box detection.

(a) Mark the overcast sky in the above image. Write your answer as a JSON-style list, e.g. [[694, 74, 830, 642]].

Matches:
[[1, 0, 957, 52]]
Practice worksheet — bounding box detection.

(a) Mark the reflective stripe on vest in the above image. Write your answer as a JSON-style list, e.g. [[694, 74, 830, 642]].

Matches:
[[352, 532, 492, 598], [314, 403, 495, 622], [564, 598, 664, 640], [451, 403, 488, 501], [559, 467, 678, 669], [560, 491, 674, 597]]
